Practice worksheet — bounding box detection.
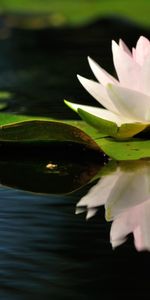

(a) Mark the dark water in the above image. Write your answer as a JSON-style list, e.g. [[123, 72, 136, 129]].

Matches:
[[1, 186, 150, 300], [0, 16, 150, 299]]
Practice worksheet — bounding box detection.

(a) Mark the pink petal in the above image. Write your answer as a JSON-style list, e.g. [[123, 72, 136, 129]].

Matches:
[[112, 40, 141, 91], [87, 56, 118, 86]]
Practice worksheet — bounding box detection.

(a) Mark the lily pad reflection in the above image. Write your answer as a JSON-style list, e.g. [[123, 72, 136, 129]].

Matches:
[[0, 144, 106, 194], [76, 159, 150, 251]]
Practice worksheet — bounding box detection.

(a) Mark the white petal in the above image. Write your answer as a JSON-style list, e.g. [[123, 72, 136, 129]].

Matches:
[[75, 207, 86, 214], [77, 171, 120, 208], [86, 208, 98, 219], [112, 40, 141, 91], [107, 84, 150, 121], [87, 56, 118, 86], [111, 198, 150, 251], [119, 39, 132, 56], [106, 165, 150, 220], [77, 74, 119, 114], [110, 211, 132, 249], [132, 47, 136, 60], [133, 200, 150, 251], [135, 36, 150, 66], [65, 101, 131, 126], [141, 54, 150, 95], [111, 236, 127, 249]]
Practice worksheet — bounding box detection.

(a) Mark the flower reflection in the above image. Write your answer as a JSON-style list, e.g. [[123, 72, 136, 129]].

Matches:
[[76, 160, 150, 251]]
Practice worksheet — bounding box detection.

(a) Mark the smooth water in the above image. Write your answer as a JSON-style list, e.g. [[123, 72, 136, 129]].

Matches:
[[0, 16, 150, 299]]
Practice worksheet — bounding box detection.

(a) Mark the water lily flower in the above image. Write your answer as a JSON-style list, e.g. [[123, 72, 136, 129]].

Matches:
[[65, 36, 150, 138], [76, 160, 150, 251]]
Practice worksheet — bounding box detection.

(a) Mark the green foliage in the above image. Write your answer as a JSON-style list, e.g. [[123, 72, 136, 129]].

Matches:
[[0, 91, 11, 99], [0, 91, 12, 111], [0, 0, 150, 27]]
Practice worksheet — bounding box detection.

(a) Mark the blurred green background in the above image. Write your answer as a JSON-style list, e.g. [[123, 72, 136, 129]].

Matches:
[[0, 0, 149, 119], [0, 0, 150, 28]]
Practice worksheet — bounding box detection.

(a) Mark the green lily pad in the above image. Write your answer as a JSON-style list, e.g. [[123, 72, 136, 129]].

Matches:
[[0, 117, 101, 153], [0, 113, 33, 125], [1, 112, 150, 161], [0, 113, 107, 194], [96, 138, 150, 160], [0, 112, 101, 137]]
